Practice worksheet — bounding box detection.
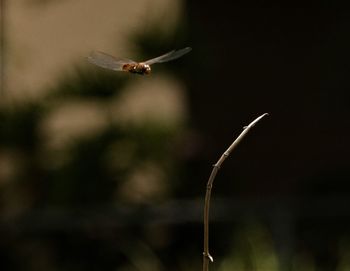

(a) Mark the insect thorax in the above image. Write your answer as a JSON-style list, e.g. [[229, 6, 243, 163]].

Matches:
[[123, 63, 151, 75]]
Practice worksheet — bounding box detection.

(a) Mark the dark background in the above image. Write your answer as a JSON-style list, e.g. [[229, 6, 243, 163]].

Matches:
[[185, 3, 350, 271], [1, 2, 350, 271]]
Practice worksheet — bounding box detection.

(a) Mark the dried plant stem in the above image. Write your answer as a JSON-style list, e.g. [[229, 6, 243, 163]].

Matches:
[[202, 113, 269, 271], [0, 0, 6, 95]]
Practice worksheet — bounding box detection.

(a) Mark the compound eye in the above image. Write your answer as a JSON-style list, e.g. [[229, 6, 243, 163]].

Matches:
[[145, 66, 151, 74]]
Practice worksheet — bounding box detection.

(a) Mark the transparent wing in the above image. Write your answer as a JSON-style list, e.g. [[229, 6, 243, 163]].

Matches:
[[87, 51, 136, 71], [143, 47, 192, 65]]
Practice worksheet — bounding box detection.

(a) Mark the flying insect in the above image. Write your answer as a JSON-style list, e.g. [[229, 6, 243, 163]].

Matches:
[[87, 47, 192, 75]]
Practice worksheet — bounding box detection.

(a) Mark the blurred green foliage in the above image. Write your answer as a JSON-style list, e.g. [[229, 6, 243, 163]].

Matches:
[[2, 4, 350, 271], [0, 22, 194, 270]]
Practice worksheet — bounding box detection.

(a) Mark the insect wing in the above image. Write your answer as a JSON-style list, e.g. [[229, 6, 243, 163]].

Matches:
[[87, 51, 136, 71], [143, 47, 192, 65]]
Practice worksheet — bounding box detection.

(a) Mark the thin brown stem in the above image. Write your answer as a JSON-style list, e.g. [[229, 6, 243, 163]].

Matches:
[[202, 113, 269, 271], [0, 0, 6, 95]]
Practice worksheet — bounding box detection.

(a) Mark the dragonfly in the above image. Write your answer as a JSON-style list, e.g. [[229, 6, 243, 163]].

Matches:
[[87, 47, 192, 75]]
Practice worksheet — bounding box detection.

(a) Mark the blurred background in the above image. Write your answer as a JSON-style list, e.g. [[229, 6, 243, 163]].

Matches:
[[1, 1, 350, 270]]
